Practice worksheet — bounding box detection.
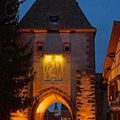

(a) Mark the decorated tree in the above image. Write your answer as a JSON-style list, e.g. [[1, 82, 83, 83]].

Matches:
[[0, 0, 33, 120]]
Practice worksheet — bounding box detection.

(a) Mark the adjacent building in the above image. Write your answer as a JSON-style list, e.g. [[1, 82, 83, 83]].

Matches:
[[102, 21, 120, 120]]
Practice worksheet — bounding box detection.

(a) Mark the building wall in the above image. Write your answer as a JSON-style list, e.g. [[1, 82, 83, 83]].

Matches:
[[33, 31, 95, 100], [33, 32, 71, 97], [108, 40, 120, 120], [108, 35, 120, 106], [102, 21, 120, 120], [33, 31, 96, 120], [108, 40, 120, 81], [13, 30, 96, 120]]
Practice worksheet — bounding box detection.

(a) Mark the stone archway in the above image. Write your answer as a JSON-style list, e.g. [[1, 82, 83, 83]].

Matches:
[[30, 87, 75, 120]]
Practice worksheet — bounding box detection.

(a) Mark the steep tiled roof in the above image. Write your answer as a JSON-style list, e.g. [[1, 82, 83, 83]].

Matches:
[[19, 0, 94, 29]]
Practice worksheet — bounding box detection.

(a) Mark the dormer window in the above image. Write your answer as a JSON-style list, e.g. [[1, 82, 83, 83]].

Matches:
[[49, 15, 59, 25]]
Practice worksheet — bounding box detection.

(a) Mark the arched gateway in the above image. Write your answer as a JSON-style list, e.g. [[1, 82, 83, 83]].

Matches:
[[30, 87, 75, 120], [17, 0, 96, 120]]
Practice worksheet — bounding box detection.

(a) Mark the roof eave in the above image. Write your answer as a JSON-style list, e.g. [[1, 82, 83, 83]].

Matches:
[[18, 28, 96, 33]]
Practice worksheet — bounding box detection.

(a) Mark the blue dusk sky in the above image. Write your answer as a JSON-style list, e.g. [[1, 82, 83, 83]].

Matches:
[[19, 0, 120, 73]]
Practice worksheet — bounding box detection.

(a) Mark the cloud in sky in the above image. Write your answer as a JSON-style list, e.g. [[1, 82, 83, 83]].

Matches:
[[19, 0, 120, 72]]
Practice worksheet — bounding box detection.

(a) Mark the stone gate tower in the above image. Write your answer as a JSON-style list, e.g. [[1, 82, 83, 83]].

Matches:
[[19, 0, 96, 120]]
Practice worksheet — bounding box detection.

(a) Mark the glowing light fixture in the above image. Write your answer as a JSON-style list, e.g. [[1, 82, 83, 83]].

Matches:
[[44, 55, 63, 63], [55, 55, 63, 62], [44, 55, 52, 62]]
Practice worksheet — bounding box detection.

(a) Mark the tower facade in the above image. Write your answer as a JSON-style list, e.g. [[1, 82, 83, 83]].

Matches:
[[18, 0, 96, 120]]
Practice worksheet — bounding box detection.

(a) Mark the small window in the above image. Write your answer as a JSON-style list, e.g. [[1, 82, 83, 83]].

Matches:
[[38, 45, 43, 51], [65, 46, 70, 51], [37, 43, 43, 52], [36, 41, 44, 55], [49, 15, 59, 24], [63, 43, 71, 53]]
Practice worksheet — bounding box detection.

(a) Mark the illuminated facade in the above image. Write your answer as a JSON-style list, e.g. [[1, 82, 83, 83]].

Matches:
[[102, 21, 120, 120], [15, 0, 96, 120]]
